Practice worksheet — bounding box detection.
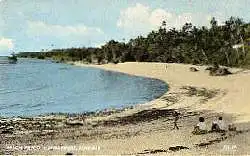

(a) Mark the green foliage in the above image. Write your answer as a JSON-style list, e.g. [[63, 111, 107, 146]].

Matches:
[[17, 16, 250, 67]]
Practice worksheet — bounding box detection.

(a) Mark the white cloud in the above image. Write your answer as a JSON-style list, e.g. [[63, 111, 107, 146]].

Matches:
[[94, 42, 106, 48], [149, 9, 173, 28], [117, 3, 172, 36], [27, 21, 104, 37], [174, 13, 193, 28], [117, 3, 152, 34], [25, 21, 106, 50], [0, 37, 14, 55], [117, 3, 218, 36], [0, 37, 14, 49]]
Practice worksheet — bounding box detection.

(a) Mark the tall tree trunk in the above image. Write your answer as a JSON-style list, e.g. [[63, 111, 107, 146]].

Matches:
[[235, 48, 239, 64], [201, 49, 208, 63], [240, 35, 246, 57], [224, 49, 230, 66]]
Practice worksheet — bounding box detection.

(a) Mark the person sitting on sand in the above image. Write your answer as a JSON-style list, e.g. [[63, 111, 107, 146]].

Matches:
[[211, 116, 226, 132], [192, 117, 207, 134]]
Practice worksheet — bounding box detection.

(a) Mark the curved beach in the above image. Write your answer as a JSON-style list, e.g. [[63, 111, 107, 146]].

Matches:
[[1, 62, 250, 155], [75, 62, 250, 123], [72, 62, 250, 155]]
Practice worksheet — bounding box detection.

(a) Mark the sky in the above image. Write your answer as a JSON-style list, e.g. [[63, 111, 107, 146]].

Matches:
[[0, 0, 250, 56]]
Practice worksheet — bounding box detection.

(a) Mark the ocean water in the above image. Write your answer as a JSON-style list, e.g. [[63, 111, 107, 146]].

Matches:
[[0, 58, 167, 117]]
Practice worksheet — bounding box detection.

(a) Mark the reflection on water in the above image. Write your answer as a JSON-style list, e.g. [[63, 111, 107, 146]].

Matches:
[[0, 58, 167, 117]]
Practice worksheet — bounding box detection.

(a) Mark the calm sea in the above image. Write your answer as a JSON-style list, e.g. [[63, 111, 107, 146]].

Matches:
[[0, 58, 167, 117]]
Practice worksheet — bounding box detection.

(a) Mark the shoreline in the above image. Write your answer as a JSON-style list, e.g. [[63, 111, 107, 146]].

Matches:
[[1, 61, 250, 155], [72, 61, 250, 123]]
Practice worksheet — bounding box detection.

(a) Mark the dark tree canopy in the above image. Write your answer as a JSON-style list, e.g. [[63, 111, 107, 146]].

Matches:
[[18, 16, 250, 67]]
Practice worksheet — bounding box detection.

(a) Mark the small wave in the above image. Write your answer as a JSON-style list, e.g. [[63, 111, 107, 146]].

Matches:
[[0, 90, 18, 94], [29, 103, 43, 108], [28, 100, 55, 109], [26, 85, 48, 92], [0, 85, 48, 95], [59, 67, 70, 70], [0, 103, 22, 110], [0, 61, 10, 65]]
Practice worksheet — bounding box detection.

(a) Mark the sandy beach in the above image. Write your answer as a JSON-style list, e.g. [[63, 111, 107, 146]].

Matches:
[[1, 62, 250, 155], [75, 62, 250, 122]]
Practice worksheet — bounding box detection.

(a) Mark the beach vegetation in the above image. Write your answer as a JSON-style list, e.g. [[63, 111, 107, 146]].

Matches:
[[17, 16, 250, 68], [181, 86, 219, 101]]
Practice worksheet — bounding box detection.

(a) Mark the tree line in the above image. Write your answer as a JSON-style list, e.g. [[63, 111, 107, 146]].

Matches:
[[18, 16, 250, 67]]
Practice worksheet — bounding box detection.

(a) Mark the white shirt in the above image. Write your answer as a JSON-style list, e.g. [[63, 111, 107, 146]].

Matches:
[[212, 120, 217, 125], [197, 122, 207, 131], [217, 120, 226, 130]]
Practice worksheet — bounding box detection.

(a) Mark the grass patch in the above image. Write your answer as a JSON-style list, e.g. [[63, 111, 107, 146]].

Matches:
[[161, 95, 179, 104], [181, 86, 220, 102]]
